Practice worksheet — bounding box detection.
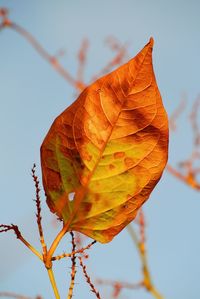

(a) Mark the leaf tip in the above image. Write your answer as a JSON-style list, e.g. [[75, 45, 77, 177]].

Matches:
[[149, 37, 154, 47]]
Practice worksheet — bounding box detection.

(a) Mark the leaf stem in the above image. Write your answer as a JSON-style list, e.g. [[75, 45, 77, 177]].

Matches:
[[45, 220, 71, 268], [46, 188, 87, 268]]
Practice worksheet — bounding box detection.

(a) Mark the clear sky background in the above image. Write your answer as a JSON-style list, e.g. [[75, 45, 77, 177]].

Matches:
[[0, 1, 200, 298]]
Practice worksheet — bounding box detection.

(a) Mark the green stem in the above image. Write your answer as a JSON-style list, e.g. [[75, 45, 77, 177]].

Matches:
[[47, 268, 60, 299]]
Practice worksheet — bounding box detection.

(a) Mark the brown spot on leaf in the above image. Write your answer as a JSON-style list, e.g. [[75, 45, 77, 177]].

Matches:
[[95, 193, 100, 202], [84, 202, 92, 213], [124, 157, 134, 168], [82, 151, 92, 161], [75, 156, 81, 163], [109, 164, 115, 170], [123, 204, 129, 209], [46, 170, 61, 190], [97, 138, 104, 145], [114, 152, 125, 159]]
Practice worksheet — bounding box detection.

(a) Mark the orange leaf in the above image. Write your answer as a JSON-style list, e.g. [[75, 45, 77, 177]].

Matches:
[[41, 38, 169, 243]]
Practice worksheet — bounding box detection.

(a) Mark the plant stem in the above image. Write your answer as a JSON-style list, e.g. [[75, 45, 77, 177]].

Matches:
[[127, 224, 164, 299], [149, 286, 164, 299], [46, 187, 87, 268], [47, 268, 60, 299], [45, 220, 71, 268], [19, 235, 43, 261]]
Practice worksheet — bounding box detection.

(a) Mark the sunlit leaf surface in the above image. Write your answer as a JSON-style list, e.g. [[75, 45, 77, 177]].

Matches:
[[41, 38, 169, 243]]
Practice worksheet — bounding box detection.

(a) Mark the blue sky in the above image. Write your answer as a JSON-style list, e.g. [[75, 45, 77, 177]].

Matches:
[[0, 1, 200, 298]]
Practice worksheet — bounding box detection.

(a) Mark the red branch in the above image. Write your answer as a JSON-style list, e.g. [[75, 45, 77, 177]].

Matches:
[[96, 279, 143, 298], [189, 95, 200, 146], [92, 37, 128, 81], [169, 98, 186, 131], [31, 164, 47, 257], [0, 224, 21, 239], [52, 240, 96, 261], [0, 10, 85, 91], [77, 38, 89, 83], [0, 293, 41, 299], [67, 231, 77, 299], [78, 256, 101, 299], [168, 95, 200, 191]]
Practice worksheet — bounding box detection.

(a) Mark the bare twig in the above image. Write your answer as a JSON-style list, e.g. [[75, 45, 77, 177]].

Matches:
[[127, 217, 164, 299], [96, 279, 143, 298], [169, 98, 186, 131], [78, 256, 101, 299], [168, 94, 200, 191], [52, 240, 96, 261], [67, 232, 77, 299], [0, 12, 85, 91], [0, 292, 33, 299], [31, 164, 47, 258], [0, 224, 21, 238], [77, 38, 89, 83], [0, 293, 42, 299], [138, 208, 145, 246], [189, 95, 200, 146], [167, 162, 200, 191], [0, 224, 43, 261], [92, 37, 128, 81]]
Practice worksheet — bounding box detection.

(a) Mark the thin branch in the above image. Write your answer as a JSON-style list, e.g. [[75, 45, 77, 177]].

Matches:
[[0, 224, 21, 238], [167, 163, 200, 190], [77, 38, 89, 83], [78, 256, 101, 299], [96, 279, 143, 299], [92, 38, 128, 81], [0, 293, 42, 299], [169, 98, 186, 131], [127, 219, 164, 299], [31, 164, 47, 258], [0, 224, 43, 261], [0, 16, 85, 91], [0, 292, 33, 299], [189, 95, 200, 146], [0, 7, 8, 20], [139, 208, 145, 246], [168, 95, 200, 191], [52, 240, 96, 261], [1, 12, 130, 96], [67, 232, 77, 299]]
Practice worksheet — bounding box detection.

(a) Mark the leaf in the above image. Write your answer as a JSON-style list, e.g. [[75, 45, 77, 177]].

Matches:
[[40, 38, 169, 243]]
